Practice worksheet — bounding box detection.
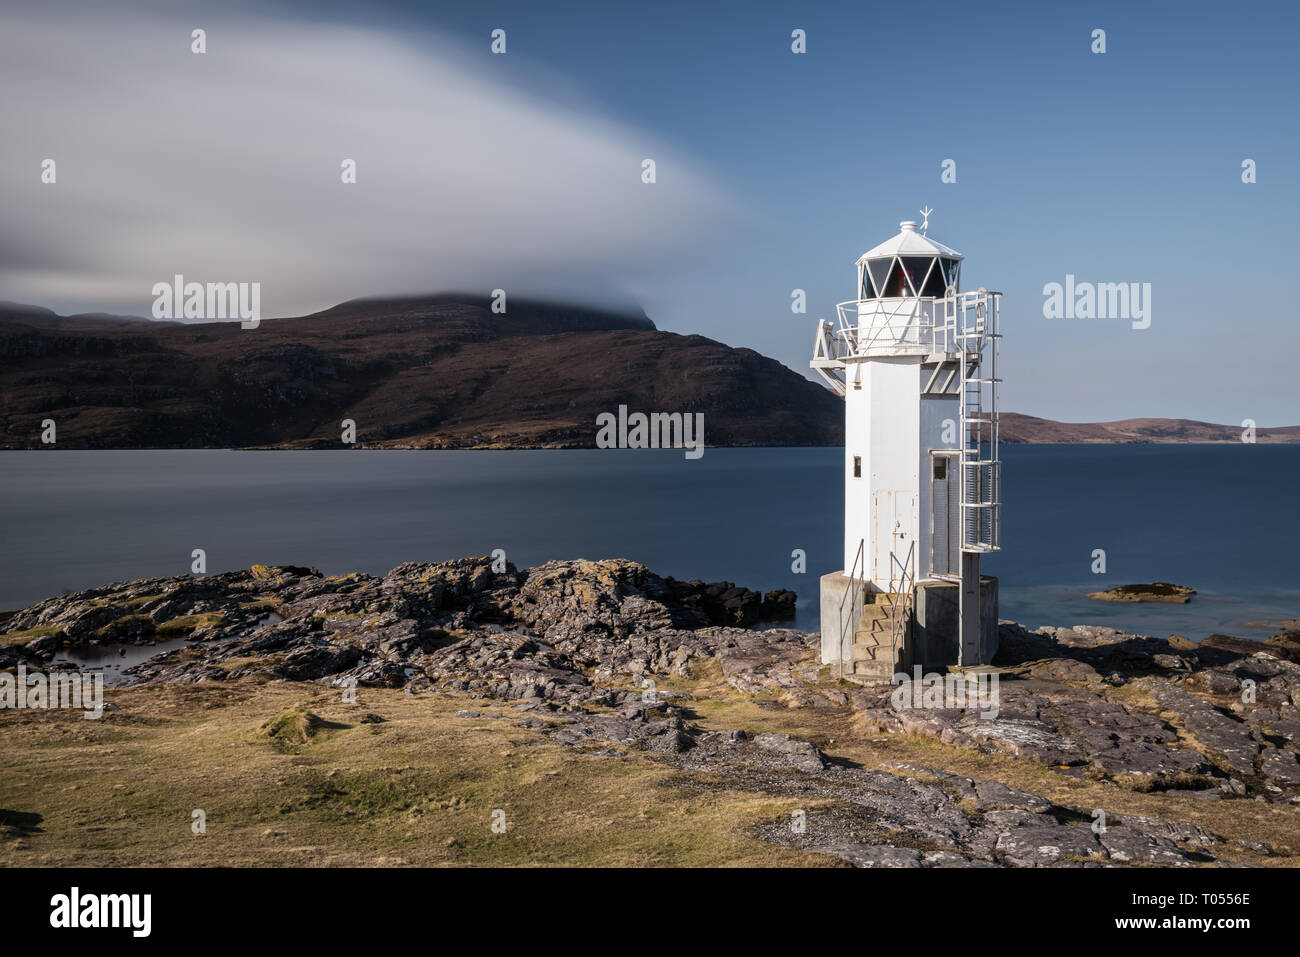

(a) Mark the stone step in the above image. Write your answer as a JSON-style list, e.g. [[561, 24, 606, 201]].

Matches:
[[854, 624, 893, 643], [851, 642, 891, 661], [854, 637, 902, 658], [850, 658, 896, 682], [865, 592, 902, 605]]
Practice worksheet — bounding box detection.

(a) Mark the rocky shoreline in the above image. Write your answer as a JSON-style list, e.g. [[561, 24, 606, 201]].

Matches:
[[3, 557, 1299, 867]]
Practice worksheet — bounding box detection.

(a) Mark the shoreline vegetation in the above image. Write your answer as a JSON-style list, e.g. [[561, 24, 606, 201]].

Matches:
[[3, 558, 1299, 867]]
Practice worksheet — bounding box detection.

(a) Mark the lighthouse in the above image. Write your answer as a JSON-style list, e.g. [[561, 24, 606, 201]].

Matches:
[[812, 214, 1002, 682]]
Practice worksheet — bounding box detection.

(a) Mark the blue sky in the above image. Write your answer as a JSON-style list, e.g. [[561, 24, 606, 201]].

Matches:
[[4, 0, 1297, 423], [401, 0, 1300, 424]]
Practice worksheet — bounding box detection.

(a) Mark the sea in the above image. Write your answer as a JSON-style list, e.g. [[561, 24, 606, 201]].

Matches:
[[1, 445, 1296, 643]]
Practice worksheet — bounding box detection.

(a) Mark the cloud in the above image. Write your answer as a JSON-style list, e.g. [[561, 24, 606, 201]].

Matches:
[[0, 5, 740, 317]]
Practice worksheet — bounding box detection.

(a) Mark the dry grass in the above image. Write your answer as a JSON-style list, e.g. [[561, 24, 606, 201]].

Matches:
[[0, 679, 832, 867], [0, 663, 1296, 867]]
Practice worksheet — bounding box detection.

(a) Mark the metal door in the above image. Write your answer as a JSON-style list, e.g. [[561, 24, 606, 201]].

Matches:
[[930, 452, 960, 579], [875, 489, 916, 591]]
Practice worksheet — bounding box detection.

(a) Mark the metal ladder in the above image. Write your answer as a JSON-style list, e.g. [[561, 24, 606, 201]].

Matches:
[[955, 291, 1001, 553]]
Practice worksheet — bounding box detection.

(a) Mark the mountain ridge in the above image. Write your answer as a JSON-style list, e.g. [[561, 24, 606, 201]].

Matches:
[[0, 297, 1295, 448], [0, 295, 841, 449]]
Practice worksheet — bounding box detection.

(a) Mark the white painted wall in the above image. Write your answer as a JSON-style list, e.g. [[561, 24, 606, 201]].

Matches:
[[843, 359, 871, 577], [844, 357, 922, 590]]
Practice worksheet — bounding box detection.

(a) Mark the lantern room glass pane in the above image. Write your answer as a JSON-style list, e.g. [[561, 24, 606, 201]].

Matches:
[[866, 258, 894, 299], [861, 266, 877, 299], [920, 258, 946, 297], [943, 259, 960, 292], [899, 257, 933, 296]]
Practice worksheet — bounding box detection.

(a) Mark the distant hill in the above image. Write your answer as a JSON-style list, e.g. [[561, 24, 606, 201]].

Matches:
[[0, 295, 843, 449], [0, 298, 1294, 449], [0, 301, 174, 332], [998, 413, 1300, 445]]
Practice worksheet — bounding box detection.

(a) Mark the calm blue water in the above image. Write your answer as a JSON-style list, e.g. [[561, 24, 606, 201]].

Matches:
[[0, 446, 1295, 640]]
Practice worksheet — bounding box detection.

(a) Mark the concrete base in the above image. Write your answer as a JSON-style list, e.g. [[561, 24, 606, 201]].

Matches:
[[818, 571, 855, 666], [912, 577, 999, 669], [819, 570, 999, 671]]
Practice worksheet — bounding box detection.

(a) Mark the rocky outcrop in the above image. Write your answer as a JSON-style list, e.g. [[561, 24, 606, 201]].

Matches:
[[1087, 582, 1196, 603], [0, 559, 809, 708], [752, 761, 1226, 868], [3, 557, 1297, 866], [852, 621, 1300, 800]]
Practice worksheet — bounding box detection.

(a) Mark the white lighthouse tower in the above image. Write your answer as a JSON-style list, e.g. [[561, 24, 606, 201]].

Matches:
[[812, 213, 1002, 681]]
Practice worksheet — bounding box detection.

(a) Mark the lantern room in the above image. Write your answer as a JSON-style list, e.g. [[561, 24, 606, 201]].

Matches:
[[856, 221, 963, 301]]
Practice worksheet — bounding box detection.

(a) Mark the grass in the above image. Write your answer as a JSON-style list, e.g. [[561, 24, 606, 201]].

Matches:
[[0, 661, 1295, 867], [91, 615, 154, 640], [259, 709, 347, 752], [0, 625, 61, 648], [0, 680, 832, 867], [155, 612, 225, 638], [122, 593, 166, 607]]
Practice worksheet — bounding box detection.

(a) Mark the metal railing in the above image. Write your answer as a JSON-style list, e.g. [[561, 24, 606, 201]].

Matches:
[[887, 541, 915, 674], [837, 538, 865, 681], [832, 295, 958, 358], [822, 288, 1003, 363]]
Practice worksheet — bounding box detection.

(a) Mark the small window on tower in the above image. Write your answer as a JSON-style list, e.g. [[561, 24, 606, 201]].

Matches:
[[853, 456, 861, 478], [933, 458, 947, 480]]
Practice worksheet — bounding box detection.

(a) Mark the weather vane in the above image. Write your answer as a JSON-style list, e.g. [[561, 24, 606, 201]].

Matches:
[[920, 206, 933, 233]]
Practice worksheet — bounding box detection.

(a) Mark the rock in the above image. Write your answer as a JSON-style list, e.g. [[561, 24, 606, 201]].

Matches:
[[1221, 778, 1247, 796], [1097, 827, 1196, 865], [819, 844, 922, 868], [1087, 583, 1196, 604], [1200, 633, 1296, 664], [760, 589, 797, 620], [973, 780, 1051, 812], [1029, 658, 1101, 684], [753, 732, 827, 772], [1259, 747, 1300, 785], [1265, 631, 1300, 661], [1139, 680, 1260, 777], [1191, 670, 1242, 695], [994, 824, 1101, 866]]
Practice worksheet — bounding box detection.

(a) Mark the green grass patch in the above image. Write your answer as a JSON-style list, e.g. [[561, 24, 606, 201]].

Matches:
[[0, 625, 62, 648], [155, 612, 225, 638], [91, 615, 155, 641], [259, 709, 347, 753]]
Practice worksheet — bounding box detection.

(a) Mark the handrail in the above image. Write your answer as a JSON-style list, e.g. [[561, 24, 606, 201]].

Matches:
[[837, 538, 865, 681], [827, 289, 1002, 362], [887, 541, 915, 677]]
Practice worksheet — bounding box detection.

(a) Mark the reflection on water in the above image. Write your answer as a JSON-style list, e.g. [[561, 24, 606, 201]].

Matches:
[[52, 611, 282, 686]]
